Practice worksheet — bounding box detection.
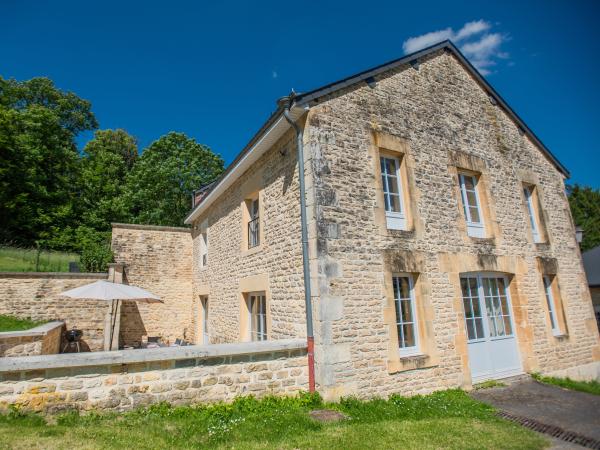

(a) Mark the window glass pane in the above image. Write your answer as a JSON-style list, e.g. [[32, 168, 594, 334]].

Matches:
[[401, 299, 413, 322], [469, 206, 481, 224], [389, 194, 401, 213], [475, 318, 484, 339], [466, 190, 478, 208], [380, 157, 386, 174], [402, 324, 415, 348], [495, 316, 506, 336], [463, 175, 476, 191], [472, 296, 481, 317], [460, 278, 470, 298], [503, 315, 513, 335], [469, 278, 478, 295], [385, 158, 397, 174], [387, 176, 399, 194], [466, 319, 476, 340], [463, 298, 473, 318], [488, 314, 497, 337]]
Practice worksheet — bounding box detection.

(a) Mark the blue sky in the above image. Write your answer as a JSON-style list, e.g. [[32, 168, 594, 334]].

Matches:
[[2, 0, 599, 187]]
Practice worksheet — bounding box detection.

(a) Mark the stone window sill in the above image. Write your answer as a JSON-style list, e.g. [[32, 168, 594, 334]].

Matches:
[[241, 245, 263, 257], [399, 353, 427, 362], [389, 353, 437, 374]]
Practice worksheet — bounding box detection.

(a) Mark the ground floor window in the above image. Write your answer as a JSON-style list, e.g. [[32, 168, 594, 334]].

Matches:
[[248, 292, 267, 341], [393, 274, 419, 356], [461, 274, 513, 341], [200, 296, 209, 345], [542, 276, 560, 335]]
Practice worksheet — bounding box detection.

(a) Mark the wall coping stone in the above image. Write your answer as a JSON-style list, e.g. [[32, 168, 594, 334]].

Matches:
[[0, 272, 107, 279], [111, 222, 191, 233], [0, 321, 64, 339], [0, 339, 306, 372]]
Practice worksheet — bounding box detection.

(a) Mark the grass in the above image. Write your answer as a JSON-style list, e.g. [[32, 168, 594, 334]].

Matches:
[[474, 380, 507, 390], [0, 315, 47, 332], [532, 373, 600, 396], [0, 246, 79, 272], [0, 390, 548, 450]]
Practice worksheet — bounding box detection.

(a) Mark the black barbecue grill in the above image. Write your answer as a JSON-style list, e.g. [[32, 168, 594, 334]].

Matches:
[[62, 327, 83, 353]]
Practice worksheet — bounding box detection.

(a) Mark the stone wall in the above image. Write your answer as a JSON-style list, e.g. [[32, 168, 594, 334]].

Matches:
[[304, 49, 600, 398], [0, 273, 109, 352], [189, 129, 308, 344], [0, 321, 64, 357], [111, 224, 194, 346], [0, 339, 307, 413]]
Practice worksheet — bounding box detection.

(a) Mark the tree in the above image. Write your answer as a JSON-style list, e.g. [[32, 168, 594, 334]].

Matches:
[[0, 76, 97, 249], [567, 184, 600, 252], [125, 132, 224, 226], [79, 129, 138, 231]]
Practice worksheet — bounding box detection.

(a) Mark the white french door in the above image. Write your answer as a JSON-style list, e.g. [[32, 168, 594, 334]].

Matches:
[[461, 274, 522, 383]]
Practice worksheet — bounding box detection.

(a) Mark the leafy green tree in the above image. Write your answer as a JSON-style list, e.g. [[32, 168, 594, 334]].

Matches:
[[0, 76, 97, 249], [567, 184, 600, 251], [125, 132, 224, 226], [79, 129, 138, 231]]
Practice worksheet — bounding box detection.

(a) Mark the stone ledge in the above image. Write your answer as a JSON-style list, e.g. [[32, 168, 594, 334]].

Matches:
[[0, 321, 64, 339], [111, 222, 191, 233], [0, 272, 107, 279], [0, 339, 307, 373]]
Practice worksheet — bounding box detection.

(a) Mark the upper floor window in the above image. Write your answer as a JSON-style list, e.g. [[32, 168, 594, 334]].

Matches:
[[248, 292, 267, 341], [248, 198, 260, 249], [199, 220, 208, 268], [543, 276, 560, 335], [380, 156, 406, 230], [458, 173, 485, 238], [393, 274, 419, 356], [523, 184, 542, 243]]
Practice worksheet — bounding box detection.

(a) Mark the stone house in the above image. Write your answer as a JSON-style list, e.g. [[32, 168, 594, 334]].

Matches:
[[113, 40, 600, 400]]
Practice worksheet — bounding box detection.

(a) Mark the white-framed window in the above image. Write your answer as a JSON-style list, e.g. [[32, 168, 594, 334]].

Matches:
[[248, 292, 267, 341], [461, 274, 514, 341], [380, 156, 407, 230], [199, 220, 208, 268], [523, 185, 542, 243], [200, 296, 209, 345], [392, 274, 420, 356], [458, 173, 485, 238], [248, 198, 260, 249], [543, 276, 560, 335]]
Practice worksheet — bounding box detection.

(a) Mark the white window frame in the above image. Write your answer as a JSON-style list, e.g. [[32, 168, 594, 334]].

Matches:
[[392, 274, 420, 357], [461, 273, 516, 343], [523, 185, 542, 243], [248, 292, 267, 342], [543, 276, 561, 336], [380, 155, 407, 231], [199, 220, 208, 268], [458, 173, 485, 238]]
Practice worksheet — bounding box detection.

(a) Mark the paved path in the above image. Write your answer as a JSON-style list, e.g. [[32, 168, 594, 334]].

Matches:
[[472, 379, 600, 446]]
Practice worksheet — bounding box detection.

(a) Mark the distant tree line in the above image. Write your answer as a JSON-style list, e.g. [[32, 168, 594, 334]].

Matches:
[[0, 76, 224, 270]]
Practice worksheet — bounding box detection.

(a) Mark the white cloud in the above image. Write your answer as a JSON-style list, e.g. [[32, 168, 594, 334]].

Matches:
[[402, 20, 509, 75]]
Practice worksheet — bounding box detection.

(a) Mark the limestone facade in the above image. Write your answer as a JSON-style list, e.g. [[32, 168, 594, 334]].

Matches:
[[186, 48, 599, 399], [0, 322, 64, 357]]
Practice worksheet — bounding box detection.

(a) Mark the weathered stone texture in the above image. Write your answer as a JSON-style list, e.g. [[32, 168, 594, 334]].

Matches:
[[0, 274, 109, 351], [0, 322, 64, 357], [190, 131, 308, 344], [0, 348, 308, 413], [111, 224, 194, 346], [304, 50, 600, 398]]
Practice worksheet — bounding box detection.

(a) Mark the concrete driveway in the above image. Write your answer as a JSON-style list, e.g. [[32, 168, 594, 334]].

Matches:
[[472, 379, 600, 448]]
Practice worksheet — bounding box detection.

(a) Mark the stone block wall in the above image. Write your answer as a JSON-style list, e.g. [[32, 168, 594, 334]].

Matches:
[[111, 224, 194, 346], [189, 130, 308, 344], [302, 49, 600, 398], [0, 321, 64, 357], [0, 273, 109, 352], [0, 340, 308, 413]]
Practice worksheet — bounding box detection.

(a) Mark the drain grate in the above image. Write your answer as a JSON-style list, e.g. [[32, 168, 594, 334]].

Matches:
[[498, 411, 600, 449]]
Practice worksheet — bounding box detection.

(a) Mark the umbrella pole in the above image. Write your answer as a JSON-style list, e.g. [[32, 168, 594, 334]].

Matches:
[[109, 299, 121, 351]]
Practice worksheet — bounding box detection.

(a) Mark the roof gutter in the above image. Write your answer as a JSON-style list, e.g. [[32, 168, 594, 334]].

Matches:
[[278, 93, 315, 393]]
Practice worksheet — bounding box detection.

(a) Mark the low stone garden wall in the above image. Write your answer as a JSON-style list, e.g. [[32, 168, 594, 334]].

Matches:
[[0, 273, 109, 352], [0, 339, 308, 413], [0, 321, 64, 357]]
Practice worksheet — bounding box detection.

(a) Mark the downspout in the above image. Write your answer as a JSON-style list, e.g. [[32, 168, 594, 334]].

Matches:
[[278, 94, 315, 393]]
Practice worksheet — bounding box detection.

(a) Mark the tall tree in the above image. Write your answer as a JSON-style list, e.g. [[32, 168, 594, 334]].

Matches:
[[0, 76, 97, 248], [567, 184, 600, 252], [125, 132, 224, 226], [79, 129, 138, 231]]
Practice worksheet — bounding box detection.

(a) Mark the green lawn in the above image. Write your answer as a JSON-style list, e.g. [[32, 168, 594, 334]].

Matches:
[[0, 315, 46, 332], [532, 373, 600, 396], [0, 246, 79, 272], [0, 390, 548, 450]]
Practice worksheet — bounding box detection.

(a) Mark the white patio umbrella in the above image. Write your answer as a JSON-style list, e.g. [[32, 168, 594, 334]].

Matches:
[[60, 280, 162, 351]]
